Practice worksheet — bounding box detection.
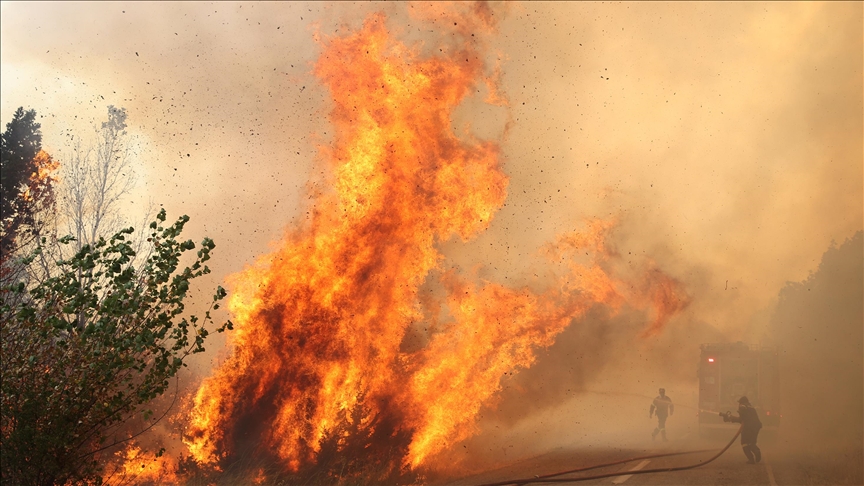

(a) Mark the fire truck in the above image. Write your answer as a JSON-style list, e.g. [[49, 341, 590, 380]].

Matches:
[[697, 342, 781, 437]]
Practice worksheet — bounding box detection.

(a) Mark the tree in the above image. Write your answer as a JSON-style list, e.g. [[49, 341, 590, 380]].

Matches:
[[0, 108, 42, 217], [0, 107, 57, 258], [0, 209, 233, 485], [61, 105, 142, 253], [770, 232, 863, 452]]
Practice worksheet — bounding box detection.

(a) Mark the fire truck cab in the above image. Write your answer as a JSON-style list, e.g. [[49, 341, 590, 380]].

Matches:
[[698, 342, 780, 437]]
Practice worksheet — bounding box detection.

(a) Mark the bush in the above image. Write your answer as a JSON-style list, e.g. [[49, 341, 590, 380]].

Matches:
[[0, 209, 232, 485]]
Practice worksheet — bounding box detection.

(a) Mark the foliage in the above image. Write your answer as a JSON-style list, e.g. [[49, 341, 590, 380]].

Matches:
[[0, 209, 232, 485], [0, 107, 57, 258], [0, 108, 42, 213]]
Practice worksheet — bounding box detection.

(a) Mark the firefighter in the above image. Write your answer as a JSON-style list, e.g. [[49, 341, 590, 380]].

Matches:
[[649, 388, 674, 441], [721, 396, 763, 464]]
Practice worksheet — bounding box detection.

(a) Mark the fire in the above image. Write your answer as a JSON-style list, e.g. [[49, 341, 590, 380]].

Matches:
[[103, 442, 179, 485], [185, 11, 506, 472], [0, 149, 59, 265], [22, 150, 60, 202], [12, 149, 58, 212], [182, 9, 688, 479]]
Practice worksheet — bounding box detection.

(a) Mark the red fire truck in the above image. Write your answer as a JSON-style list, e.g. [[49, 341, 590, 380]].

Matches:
[[698, 342, 781, 437]]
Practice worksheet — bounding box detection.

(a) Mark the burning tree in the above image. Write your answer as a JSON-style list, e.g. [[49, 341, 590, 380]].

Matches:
[[0, 107, 59, 267]]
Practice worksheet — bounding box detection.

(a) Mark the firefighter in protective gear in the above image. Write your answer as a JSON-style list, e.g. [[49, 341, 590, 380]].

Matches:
[[721, 396, 763, 464], [649, 388, 674, 441]]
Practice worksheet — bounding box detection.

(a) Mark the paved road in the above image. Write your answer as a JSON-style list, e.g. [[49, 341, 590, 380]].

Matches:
[[437, 438, 774, 486], [432, 431, 860, 486], [424, 392, 861, 486]]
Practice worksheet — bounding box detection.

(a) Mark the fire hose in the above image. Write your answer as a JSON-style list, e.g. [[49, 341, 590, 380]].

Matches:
[[476, 424, 742, 485]]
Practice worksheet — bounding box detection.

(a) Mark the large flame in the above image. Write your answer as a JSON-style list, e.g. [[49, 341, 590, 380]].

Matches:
[[183, 10, 687, 477]]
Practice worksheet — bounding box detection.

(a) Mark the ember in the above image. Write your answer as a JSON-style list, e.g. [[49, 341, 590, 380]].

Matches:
[[183, 9, 686, 481]]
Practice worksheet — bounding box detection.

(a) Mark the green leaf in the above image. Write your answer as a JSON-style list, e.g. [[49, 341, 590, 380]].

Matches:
[[1, 207, 234, 484]]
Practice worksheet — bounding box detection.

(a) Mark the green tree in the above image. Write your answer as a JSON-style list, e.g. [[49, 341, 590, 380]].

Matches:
[[0, 209, 232, 485], [0, 107, 56, 257], [0, 108, 42, 214]]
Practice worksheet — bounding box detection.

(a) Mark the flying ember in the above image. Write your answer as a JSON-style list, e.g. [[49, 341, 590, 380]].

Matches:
[[183, 10, 687, 480]]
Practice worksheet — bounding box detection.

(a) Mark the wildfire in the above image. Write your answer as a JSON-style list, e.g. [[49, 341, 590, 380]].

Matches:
[[103, 442, 179, 485], [182, 8, 688, 480], [21, 150, 59, 202]]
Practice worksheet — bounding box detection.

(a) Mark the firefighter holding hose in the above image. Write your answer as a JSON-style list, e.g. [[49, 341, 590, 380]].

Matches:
[[649, 388, 674, 441], [721, 396, 763, 463]]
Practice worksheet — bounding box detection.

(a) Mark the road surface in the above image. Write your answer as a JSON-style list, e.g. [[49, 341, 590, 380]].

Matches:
[[433, 429, 859, 485]]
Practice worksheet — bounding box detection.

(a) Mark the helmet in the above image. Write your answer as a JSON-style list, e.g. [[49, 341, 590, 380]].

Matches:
[[738, 396, 750, 406]]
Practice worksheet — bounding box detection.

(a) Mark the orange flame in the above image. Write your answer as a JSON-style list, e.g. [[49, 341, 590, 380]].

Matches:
[[104, 442, 179, 485], [185, 12, 506, 470], [182, 10, 688, 477], [20, 150, 58, 202]]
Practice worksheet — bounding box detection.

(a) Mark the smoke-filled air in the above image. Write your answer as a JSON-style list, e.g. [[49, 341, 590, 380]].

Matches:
[[1, 2, 860, 485]]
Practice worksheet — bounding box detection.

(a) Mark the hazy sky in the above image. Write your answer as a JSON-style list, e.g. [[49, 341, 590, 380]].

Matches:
[[2, 1, 861, 363]]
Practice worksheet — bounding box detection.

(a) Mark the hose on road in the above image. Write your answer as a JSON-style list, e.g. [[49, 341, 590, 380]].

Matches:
[[476, 425, 743, 485]]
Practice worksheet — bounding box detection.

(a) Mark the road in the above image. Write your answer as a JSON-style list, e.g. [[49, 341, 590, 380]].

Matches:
[[432, 429, 859, 486], [421, 391, 860, 486], [437, 433, 773, 486]]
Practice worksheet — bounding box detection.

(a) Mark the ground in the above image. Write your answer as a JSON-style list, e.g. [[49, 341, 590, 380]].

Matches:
[[431, 420, 862, 486]]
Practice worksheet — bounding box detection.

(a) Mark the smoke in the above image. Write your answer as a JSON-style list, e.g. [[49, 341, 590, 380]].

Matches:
[[1, 0, 861, 479], [771, 232, 863, 453], [422, 1, 863, 472]]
